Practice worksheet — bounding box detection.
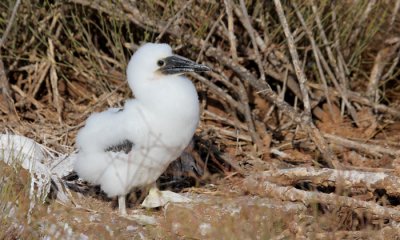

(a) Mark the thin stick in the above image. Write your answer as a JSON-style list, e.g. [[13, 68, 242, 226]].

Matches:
[[273, 0, 311, 115], [244, 177, 400, 222], [330, 3, 350, 76], [256, 167, 400, 196], [48, 39, 63, 123], [389, 0, 400, 29], [223, 0, 238, 62], [311, 1, 359, 126], [0, 0, 21, 48], [191, 73, 246, 114], [206, 46, 339, 168], [324, 133, 400, 157], [238, 0, 265, 81], [232, 4, 267, 52], [0, 0, 21, 120], [293, 3, 334, 121], [367, 38, 400, 104], [382, 46, 400, 81], [235, 77, 263, 151], [0, 60, 17, 119], [347, 0, 376, 50], [308, 82, 400, 118], [155, 0, 193, 42], [196, 12, 224, 63]]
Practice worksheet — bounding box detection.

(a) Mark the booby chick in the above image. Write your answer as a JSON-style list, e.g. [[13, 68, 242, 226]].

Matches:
[[74, 43, 210, 215]]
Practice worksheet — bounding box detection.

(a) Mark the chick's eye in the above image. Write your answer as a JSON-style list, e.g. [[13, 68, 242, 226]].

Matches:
[[157, 60, 165, 67]]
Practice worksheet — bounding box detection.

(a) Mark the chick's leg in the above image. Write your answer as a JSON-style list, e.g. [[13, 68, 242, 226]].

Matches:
[[118, 194, 127, 215]]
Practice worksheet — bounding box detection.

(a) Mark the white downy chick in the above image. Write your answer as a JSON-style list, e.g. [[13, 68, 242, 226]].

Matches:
[[73, 43, 210, 214]]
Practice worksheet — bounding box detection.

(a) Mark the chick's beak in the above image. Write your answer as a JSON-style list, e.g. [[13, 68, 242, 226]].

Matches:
[[159, 55, 211, 75]]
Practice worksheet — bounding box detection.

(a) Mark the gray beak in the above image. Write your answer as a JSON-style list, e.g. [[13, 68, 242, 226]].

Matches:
[[158, 55, 211, 75]]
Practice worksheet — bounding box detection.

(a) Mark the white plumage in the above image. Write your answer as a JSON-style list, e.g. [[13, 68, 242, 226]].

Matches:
[[73, 43, 209, 214]]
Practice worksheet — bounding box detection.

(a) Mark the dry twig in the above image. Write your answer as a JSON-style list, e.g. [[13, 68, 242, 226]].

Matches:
[[293, 3, 334, 120], [310, 1, 360, 126], [237, 0, 265, 82], [324, 133, 400, 157], [244, 177, 400, 222], [0, 0, 21, 120], [273, 0, 339, 168], [273, 0, 311, 115], [223, 0, 238, 62], [254, 167, 400, 196], [367, 38, 400, 105]]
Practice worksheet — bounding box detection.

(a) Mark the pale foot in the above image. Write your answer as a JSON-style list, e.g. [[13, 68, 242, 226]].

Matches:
[[141, 187, 191, 208]]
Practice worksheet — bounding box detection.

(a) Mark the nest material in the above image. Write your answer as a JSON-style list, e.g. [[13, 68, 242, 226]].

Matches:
[[1, 0, 400, 238]]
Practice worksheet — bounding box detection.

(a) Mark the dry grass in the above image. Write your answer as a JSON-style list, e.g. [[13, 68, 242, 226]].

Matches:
[[1, 0, 400, 238]]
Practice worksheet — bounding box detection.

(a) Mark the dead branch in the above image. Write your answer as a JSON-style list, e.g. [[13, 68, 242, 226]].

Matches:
[[0, 0, 21, 47], [382, 46, 400, 82], [272, 1, 340, 167], [0, 60, 17, 119], [235, 77, 263, 151], [191, 73, 246, 114], [347, 0, 377, 52], [308, 82, 400, 118], [237, 0, 265, 82], [48, 39, 62, 123], [206, 46, 339, 168], [390, 0, 400, 28], [155, 0, 193, 42], [253, 167, 400, 196], [311, 230, 399, 240], [367, 38, 400, 105], [223, 0, 238, 62], [196, 13, 224, 63], [310, 1, 360, 126], [0, 0, 21, 120], [293, 3, 334, 120], [244, 177, 400, 222], [273, 0, 311, 115], [324, 133, 400, 157]]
